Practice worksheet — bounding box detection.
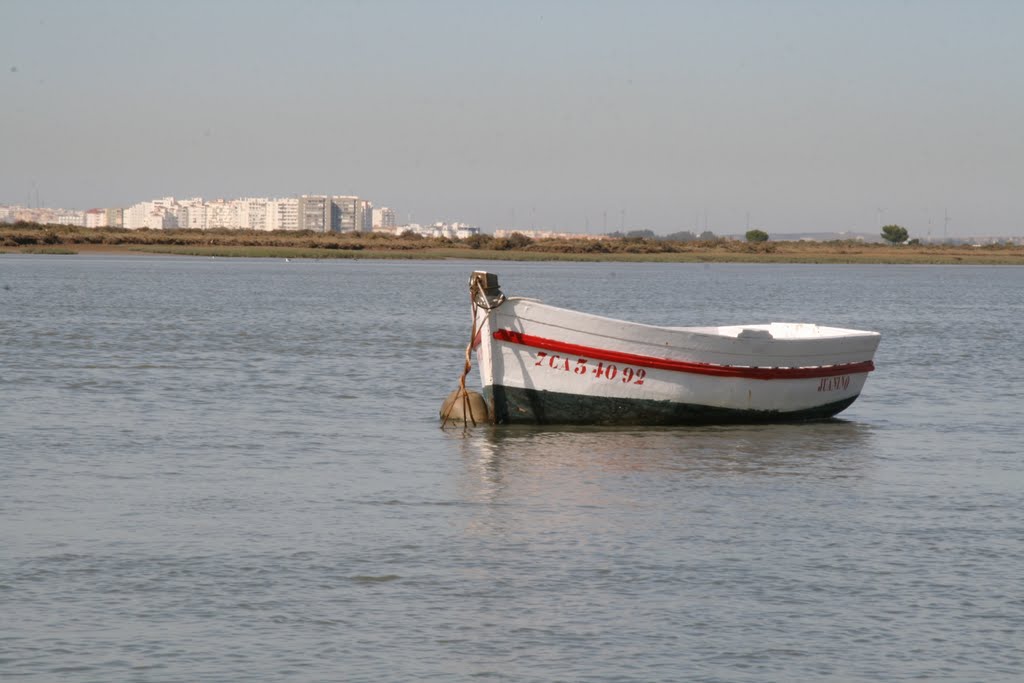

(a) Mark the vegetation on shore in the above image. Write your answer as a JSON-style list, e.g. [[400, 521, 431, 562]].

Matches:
[[2, 222, 1022, 265]]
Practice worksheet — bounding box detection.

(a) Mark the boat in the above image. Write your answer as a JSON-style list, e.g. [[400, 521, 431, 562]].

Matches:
[[467, 271, 880, 425]]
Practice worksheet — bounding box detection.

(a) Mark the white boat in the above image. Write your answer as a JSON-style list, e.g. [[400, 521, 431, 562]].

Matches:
[[468, 271, 880, 425]]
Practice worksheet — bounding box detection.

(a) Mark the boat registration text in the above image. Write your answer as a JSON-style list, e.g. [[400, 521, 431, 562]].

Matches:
[[533, 352, 646, 385]]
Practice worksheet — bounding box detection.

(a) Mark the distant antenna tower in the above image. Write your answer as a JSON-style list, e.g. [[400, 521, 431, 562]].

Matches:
[[944, 209, 950, 240]]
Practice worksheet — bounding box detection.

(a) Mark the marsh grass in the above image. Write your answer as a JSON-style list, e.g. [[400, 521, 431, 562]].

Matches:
[[11, 245, 79, 255], [2, 223, 1022, 265]]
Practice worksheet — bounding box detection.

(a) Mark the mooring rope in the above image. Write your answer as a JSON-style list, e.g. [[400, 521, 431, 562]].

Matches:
[[440, 277, 504, 429]]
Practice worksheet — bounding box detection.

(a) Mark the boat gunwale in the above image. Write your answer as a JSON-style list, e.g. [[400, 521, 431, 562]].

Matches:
[[499, 296, 881, 341], [492, 328, 876, 380]]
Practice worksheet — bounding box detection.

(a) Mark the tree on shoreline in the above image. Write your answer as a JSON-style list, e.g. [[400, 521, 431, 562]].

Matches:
[[881, 224, 909, 244], [745, 229, 769, 243]]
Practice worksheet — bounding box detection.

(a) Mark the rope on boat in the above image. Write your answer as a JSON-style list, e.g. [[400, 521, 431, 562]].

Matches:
[[440, 275, 505, 429]]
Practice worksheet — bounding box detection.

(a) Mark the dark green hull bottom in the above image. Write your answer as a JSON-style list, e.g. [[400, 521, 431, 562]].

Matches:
[[485, 385, 859, 426]]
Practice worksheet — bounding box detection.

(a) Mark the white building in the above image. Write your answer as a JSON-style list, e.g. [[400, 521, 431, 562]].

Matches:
[[266, 198, 298, 231], [84, 208, 107, 228], [105, 208, 123, 228], [123, 197, 178, 230], [55, 211, 85, 226], [493, 228, 608, 241], [112, 194, 375, 232], [372, 206, 396, 231], [416, 222, 481, 239], [452, 223, 480, 239], [358, 199, 373, 232], [236, 197, 269, 231], [177, 197, 207, 230], [205, 199, 238, 229]]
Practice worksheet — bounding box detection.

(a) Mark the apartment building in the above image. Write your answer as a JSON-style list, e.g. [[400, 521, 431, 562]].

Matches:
[[84, 208, 107, 228], [267, 198, 298, 231], [237, 197, 268, 231], [297, 195, 372, 232], [123, 197, 178, 229], [178, 198, 207, 230], [297, 195, 330, 232], [82, 193, 373, 232], [372, 206, 396, 231]]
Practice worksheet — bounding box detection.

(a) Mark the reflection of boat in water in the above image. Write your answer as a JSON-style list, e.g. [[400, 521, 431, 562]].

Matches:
[[453, 421, 877, 501], [451, 423, 876, 550], [469, 271, 881, 426]]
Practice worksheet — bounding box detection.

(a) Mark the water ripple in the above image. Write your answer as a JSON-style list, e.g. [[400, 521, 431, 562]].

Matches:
[[2, 258, 1023, 681]]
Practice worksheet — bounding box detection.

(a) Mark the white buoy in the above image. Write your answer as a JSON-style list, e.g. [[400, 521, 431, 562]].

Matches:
[[440, 388, 488, 426]]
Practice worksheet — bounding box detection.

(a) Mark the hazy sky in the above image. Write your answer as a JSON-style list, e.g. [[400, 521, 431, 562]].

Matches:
[[3, 0, 1022, 236]]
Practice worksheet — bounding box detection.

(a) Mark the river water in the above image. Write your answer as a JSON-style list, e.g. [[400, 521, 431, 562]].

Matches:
[[2, 255, 1022, 682]]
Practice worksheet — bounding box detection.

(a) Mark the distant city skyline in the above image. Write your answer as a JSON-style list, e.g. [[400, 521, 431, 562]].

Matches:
[[3, 1, 1022, 237], [8, 194, 1024, 245]]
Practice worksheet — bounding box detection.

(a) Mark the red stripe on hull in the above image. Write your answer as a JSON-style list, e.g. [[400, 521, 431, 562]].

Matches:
[[492, 329, 874, 380]]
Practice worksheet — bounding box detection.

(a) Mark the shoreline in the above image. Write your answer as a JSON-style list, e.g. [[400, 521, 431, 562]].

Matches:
[[3, 225, 1023, 265]]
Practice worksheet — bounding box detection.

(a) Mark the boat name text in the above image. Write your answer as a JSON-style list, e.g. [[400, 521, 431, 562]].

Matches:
[[817, 375, 851, 392]]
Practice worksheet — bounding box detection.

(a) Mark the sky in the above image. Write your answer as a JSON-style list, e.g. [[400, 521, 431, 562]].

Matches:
[[3, 0, 1022, 237]]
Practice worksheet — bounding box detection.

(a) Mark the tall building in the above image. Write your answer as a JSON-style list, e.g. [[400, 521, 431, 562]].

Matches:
[[178, 198, 207, 230], [123, 197, 178, 229], [236, 197, 268, 231], [298, 195, 330, 232], [372, 206, 396, 231], [358, 199, 373, 232], [267, 198, 298, 231], [330, 196, 358, 232], [331, 196, 374, 232], [206, 199, 238, 229], [121, 202, 147, 230], [84, 208, 107, 228], [104, 194, 369, 232], [105, 207, 123, 228], [298, 195, 371, 232]]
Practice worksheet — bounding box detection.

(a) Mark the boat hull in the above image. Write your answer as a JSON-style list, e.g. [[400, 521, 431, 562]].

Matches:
[[470, 275, 880, 426], [485, 384, 860, 425]]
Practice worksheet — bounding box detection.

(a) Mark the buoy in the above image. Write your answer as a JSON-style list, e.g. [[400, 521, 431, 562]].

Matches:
[[440, 388, 488, 426]]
